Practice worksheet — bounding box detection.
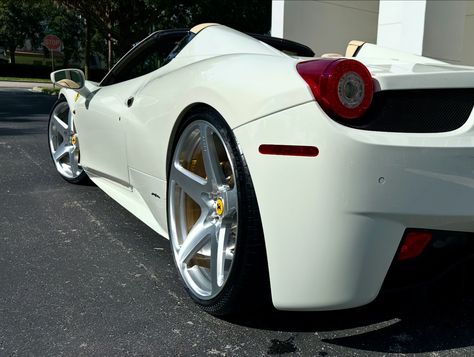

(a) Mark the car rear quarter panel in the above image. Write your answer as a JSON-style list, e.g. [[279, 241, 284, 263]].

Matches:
[[125, 54, 313, 181], [234, 100, 474, 310]]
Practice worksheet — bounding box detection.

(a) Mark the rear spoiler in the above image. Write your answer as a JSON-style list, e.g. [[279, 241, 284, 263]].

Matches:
[[247, 33, 315, 57], [248, 35, 363, 59]]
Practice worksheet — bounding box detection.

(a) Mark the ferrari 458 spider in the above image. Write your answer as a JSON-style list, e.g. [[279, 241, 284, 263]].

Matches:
[[49, 23, 474, 315]]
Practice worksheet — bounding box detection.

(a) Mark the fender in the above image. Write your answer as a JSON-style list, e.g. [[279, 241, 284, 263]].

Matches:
[[57, 80, 100, 112]]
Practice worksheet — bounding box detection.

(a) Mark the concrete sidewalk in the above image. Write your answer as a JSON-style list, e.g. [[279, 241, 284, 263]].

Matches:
[[0, 80, 53, 89]]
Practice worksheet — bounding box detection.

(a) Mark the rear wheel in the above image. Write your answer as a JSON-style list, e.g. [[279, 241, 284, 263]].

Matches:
[[48, 98, 89, 184], [167, 108, 268, 315]]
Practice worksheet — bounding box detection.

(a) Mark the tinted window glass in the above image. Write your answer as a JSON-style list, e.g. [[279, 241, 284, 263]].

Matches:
[[101, 30, 188, 86], [114, 44, 169, 83]]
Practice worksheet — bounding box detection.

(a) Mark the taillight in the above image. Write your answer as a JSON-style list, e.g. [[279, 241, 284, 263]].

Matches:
[[296, 58, 374, 120]]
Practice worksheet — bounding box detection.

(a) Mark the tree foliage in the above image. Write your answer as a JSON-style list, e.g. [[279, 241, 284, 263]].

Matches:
[[56, 0, 270, 66], [44, 3, 85, 67], [0, 0, 271, 76], [0, 0, 45, 64], [167, 0, 271, 34]]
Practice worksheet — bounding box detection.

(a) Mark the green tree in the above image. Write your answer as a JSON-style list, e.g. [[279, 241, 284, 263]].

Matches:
[[52, 0, 98, 77], [0, 0, 45, 64], [45, 3, 85, 68], [55, 0, 271, 75], [56, 0, 165, 70], [157, 0, 271, 34]]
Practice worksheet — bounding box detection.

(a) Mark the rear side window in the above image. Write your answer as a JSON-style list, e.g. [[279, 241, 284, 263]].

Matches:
[[101, 30, 189, 86]]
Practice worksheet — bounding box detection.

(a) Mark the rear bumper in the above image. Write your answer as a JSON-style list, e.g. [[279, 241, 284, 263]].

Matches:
[[233, 101, 474, 311]]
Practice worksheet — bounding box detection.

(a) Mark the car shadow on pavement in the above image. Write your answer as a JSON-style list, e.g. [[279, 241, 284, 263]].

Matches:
[[0, 127, 46, 136], [229, 266, 474, 354], [0, 115, 50, 123], [0, 91, 55, 119]]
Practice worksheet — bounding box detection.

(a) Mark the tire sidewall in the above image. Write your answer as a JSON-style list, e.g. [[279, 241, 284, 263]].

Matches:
[[167, 108, 267, 315], [48, 97, 89, 185]]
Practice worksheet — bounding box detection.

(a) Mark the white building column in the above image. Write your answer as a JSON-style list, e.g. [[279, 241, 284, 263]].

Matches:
[[377, 0, 427, 55], [271, 0, 285, 38], [271, 0, 472, 65]]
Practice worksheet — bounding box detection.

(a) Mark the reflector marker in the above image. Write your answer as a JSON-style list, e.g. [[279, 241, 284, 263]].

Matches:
[[398, 231, 432, 261], [259, 144, 319, 157]]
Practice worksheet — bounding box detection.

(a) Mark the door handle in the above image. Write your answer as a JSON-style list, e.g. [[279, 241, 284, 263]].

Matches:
[[127, 96, 134, 107]]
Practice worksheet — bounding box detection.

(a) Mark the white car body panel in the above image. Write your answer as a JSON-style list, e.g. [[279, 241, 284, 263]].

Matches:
[[234, 101, 474, 309], [128, 54, 313, 176], [56, 24, 474, 310], [177, 24, 285, 60]]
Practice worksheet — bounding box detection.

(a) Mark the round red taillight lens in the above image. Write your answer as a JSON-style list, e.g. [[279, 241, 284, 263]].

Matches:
[[296, 58, 374, 120]]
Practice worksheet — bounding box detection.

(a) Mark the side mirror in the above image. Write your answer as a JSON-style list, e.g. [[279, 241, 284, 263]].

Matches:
[[50, 69, 91, 97]]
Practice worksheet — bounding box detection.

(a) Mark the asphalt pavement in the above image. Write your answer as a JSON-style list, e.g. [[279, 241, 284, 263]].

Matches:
[[1, 87, 474, 356]]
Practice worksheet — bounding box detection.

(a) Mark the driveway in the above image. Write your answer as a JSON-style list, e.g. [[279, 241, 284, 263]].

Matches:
[[1, 88, 474, 356]]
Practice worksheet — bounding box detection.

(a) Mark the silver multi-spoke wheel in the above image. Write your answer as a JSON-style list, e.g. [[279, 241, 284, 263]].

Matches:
[[169, 120, 239, 300], [48, 101, 82, 179]]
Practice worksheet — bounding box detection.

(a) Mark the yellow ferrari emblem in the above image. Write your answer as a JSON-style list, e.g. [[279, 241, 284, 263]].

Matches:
[[216, 198, 224, 216], [71, 134, 77, 146], [74, 93, 80, 102]]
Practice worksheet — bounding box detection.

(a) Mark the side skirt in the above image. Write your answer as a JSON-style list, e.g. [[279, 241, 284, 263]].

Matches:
[[85, 168, 168, 239]]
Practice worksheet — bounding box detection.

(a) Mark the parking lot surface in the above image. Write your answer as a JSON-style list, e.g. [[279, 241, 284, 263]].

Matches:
[[1, 88, 474, 356]]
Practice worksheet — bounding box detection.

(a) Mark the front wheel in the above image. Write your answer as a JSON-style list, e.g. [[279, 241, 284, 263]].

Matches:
[[167, 109, 269, 316], [48, 98, 89, 184]]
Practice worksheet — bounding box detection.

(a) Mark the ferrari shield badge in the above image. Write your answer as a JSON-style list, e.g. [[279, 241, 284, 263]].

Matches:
[[216, 198, 224, 216]]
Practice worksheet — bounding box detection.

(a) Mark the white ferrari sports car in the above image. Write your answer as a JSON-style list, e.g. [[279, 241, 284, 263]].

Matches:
[[49, 23, 474, 315]]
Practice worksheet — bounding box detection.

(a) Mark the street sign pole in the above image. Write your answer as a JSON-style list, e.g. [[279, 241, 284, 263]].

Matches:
[[51, 50, 55, 89], [43, 34, 61, 87]]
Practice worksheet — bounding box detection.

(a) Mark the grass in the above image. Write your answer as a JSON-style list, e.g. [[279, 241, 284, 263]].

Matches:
[[0, 77, 51, 83], [13, 51, 63, 67], [40, 87, 60, 95]]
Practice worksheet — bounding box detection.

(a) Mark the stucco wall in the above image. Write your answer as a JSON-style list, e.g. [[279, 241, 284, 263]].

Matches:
[[273, 0, 474, 66], [423, 1, 467, 64], [462, 0, 474, 65], [281, 0, 379, 56]]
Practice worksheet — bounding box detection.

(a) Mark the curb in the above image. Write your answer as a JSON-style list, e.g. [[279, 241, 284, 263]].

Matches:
[[32, 86, 59, 95]]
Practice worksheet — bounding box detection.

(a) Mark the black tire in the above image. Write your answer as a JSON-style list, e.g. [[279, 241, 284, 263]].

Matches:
[[48, 97, 90, 185], [167, 108, 270, 316]]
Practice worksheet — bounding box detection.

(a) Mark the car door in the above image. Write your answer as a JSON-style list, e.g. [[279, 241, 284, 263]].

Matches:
[[75, 30, 188, 187], [74, 78, 142, 186]]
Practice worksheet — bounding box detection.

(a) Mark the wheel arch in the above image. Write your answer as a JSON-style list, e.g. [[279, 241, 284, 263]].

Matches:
[[166, 102, 225, 178], [57, 88, 77, 112], [165, 103, 271, 314]]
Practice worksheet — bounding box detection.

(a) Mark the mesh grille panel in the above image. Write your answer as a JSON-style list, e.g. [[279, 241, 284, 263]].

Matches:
[[344, 89, 474, 133]]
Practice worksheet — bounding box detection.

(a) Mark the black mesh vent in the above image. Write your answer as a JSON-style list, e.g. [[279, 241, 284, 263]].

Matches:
[[343, 89, 474, 133]]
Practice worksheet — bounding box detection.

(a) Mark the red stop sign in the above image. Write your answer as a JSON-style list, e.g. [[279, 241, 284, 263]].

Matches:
[[43, 35, 61, 51]]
